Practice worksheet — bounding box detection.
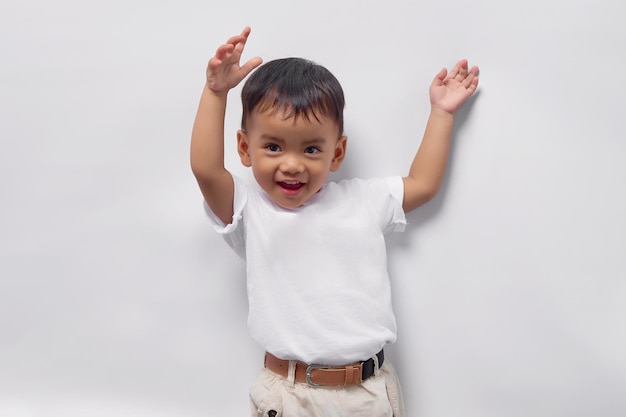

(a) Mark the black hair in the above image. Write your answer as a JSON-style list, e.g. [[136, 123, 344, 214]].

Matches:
[[241, 58, 345, 134]]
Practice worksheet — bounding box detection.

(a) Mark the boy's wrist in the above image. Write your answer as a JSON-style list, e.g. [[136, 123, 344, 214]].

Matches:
[[430, 107, 455, 119], [205, 84, 229, 99]]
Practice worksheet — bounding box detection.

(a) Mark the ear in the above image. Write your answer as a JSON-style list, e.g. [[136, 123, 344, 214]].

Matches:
[[237, 130, 252, 167], [330, 135, 348, 172]]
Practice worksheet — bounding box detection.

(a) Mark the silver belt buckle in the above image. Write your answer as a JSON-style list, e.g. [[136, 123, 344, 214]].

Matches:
[[305, 364, 331, 387]]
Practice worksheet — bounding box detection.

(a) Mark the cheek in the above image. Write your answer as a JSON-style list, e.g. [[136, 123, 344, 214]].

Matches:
[[250, 155, 275, 176], [308, 160, 332, 179], [249, 149, 267, 165]]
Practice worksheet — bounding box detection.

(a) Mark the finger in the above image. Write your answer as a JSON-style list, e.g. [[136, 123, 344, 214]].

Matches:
[[214, 43, 235, 60], [456, 60, 469, 80], [234, 27, 254, 54], [449, 59, 468, 79], [433, 67, 447, 85], [240, 26, 252, 38], [225, 27, 251, 46], [447, 62, 460, 79], [234, 39, 247, 55], [466, 76, 479, 94], [229, 27, 252, 50], [240, 56, 263, 77], [207, 56, 222, 70], [461, 73, 475, 88], [469, 66, 480, 89], [461, 65, 479, 88], [226, 35, 246, 48], [459, 65, 478, 85]]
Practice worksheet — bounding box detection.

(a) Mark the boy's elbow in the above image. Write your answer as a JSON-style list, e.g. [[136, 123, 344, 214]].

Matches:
[[190, 155, 224, 182], [190, 159, 207, 180], [420, 188, 439, 205]]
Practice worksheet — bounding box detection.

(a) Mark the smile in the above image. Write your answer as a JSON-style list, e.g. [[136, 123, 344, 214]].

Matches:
[[278, 181, 305, 193]]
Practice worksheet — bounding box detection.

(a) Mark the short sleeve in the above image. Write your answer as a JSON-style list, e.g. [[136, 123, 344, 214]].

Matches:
[[203, 175, 248, 259], [382, 176, 407, 234]]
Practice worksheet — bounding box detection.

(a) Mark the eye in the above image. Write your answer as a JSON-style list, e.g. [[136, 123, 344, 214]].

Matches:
[[304, 146, 321, 154], [266, 144, 281, 152]]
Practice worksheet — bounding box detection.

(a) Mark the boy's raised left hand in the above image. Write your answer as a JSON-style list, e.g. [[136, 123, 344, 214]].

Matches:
[[429, 59, 479, 114]]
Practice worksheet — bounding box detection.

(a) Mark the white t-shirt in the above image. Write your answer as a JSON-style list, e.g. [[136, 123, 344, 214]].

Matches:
[[206, 175, 406, 365]]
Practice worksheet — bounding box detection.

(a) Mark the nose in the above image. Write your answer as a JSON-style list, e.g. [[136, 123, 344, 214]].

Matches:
[[279, 153, 304, 174]]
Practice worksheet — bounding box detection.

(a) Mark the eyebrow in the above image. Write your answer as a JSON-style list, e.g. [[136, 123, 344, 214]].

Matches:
[[259, 134, 285, 143], [259, 134, 328, 145]]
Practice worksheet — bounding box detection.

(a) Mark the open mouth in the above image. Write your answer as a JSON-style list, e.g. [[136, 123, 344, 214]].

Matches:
[[278, 181, 305, 192]]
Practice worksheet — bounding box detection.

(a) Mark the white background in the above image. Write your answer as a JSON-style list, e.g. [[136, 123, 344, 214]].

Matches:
[[1, 0, 625, 416]]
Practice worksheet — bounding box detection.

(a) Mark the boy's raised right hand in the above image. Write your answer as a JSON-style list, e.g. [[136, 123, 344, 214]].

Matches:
[[206, 27, 263, 94], [191, 27, 262, 225]]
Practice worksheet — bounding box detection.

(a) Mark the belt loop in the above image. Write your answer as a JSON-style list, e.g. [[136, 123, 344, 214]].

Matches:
[[373, 352, 380, 377], [287, 360, 296, 386]]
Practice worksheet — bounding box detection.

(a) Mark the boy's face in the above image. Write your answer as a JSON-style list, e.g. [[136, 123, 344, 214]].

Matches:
[[237, 108, 347, 209]]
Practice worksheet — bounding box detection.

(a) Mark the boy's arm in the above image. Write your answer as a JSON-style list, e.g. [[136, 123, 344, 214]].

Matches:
[[190, 27, 262, 224], [402, 59, 479, 212]]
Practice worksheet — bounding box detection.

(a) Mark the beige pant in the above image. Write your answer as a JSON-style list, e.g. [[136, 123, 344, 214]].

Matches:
[[249, 359, 405, 417]]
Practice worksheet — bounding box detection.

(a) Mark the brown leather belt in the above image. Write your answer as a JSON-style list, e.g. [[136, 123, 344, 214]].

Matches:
[[264, 350, 384, 387]]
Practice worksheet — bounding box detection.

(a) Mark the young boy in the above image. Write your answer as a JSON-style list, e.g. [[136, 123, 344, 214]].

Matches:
[[191, 27, 478, 417]]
